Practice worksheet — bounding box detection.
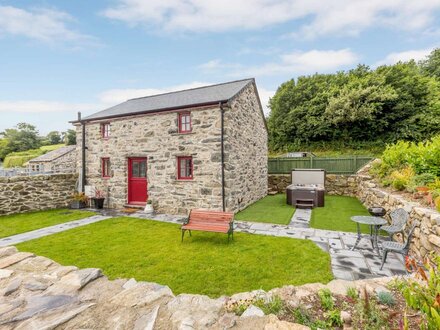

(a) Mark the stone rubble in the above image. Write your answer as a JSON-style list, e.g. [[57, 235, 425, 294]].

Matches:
[[0, 246, 399, 329]]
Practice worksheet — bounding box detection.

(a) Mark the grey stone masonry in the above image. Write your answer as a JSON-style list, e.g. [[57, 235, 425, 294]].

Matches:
[[75, 81, 267, 215], [0, 174, 78, 215]]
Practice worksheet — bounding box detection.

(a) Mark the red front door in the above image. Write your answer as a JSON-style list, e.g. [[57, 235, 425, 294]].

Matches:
[[128, 157, 148, 205]]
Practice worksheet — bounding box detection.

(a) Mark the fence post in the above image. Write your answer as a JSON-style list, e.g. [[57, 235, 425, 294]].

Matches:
[[354, 156, 358, 172], [310, 156, 313, 169]]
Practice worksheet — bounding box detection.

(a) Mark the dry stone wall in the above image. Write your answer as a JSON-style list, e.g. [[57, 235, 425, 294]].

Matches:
[[0, 174, 77, 215], [0, 245, 393, 329]]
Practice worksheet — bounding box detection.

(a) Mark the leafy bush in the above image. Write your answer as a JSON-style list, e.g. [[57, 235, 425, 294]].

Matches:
[[398, 253, 440, 330], [318, 288, 334, 311], [407, 173, 438, 192], [346, 287, 359, 300], [389, 167, 415, 191]]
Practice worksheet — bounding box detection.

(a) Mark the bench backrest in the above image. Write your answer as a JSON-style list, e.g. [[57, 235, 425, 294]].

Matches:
[[188, 209, 234, 225]]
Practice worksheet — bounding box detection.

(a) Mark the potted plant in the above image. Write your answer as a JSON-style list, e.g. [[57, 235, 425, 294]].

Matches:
[[144, 200, 154, 213], [91, 189, 106, 209], [71, 192, 89, 209]]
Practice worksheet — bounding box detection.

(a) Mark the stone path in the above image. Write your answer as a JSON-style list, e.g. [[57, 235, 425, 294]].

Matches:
[[0, 215, 112, 247], [289, 208, 312, 228]]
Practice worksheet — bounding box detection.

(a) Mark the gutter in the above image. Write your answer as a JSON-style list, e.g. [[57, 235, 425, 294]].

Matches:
[[220, 102, 226, 211]]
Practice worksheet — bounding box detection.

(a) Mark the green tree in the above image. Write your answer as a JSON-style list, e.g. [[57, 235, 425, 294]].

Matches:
[[63, 129, 76, 145], [0, 138, 9, 160], [46, 131, 62, 145], [0, 123, 41, 154], [420, 48, 440, 79]]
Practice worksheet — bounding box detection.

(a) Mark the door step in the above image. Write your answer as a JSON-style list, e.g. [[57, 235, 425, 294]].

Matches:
[[295, 199, 314, 209]]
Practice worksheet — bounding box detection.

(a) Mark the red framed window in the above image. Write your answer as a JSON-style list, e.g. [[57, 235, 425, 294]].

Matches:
[[102, 158, 111, 178], [177, 156, 193, 180], [101, 123, 110, 138], [178, 112, 191, 133]]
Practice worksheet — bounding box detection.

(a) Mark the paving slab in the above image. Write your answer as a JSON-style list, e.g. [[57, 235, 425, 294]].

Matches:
[[0, 215, 112, 247]]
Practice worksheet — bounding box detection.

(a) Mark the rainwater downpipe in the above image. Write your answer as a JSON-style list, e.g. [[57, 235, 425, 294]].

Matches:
[[220, 102, 226, 211], [79, 112, 86, 193]]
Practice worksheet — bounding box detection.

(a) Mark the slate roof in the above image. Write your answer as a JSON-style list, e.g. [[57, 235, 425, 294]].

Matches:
[[81, 78, 255, 121], [29, 145, 76, 162]]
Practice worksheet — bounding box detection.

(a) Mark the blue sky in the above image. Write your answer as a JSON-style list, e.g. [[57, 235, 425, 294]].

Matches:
[[1, 0, 439, 134]]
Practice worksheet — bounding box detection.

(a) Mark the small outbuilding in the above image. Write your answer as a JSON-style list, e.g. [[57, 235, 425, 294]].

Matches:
[[28, 145, 76, 173]]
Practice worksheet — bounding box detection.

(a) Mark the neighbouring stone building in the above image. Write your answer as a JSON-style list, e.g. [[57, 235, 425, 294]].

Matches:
[[28, 145, 76, 174], [72, 79, 268, 214]]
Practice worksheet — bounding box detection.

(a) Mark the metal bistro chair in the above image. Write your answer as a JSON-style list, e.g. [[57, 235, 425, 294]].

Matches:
[[380, 224, 416, 270], [381, 208, 409, 241]]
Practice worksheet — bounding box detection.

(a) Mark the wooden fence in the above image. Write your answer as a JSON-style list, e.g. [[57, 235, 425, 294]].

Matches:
[[268, 156, 373, 174]]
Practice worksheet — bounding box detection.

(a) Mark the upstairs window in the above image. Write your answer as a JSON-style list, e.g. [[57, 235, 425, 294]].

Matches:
[[102, 158, 111, 178], [178, 112, 191, 133], [101, 123, 110, 138], [177, 156, 193, 180]]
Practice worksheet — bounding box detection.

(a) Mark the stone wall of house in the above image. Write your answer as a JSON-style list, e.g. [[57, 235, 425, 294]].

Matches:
[[50, 149, 77, 172], [268, 174, 358, 196], [225, 83, 268, 212], [76, 106, 225, 215], [0, 174, 77, 215]]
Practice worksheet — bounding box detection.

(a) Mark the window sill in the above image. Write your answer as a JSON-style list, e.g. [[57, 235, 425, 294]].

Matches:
[[170, 132, 195, 136], [175, 178, 195, 182]]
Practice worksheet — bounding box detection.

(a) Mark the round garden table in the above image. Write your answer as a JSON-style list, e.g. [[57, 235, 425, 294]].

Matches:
[[350, 216, 387, 255]]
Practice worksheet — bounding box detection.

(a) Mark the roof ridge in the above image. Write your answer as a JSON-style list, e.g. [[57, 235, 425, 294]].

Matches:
[[127, 78, 255, 102]]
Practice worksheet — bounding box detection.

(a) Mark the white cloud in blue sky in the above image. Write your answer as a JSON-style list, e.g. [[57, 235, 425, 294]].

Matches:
[[0, 0, 439, 133]]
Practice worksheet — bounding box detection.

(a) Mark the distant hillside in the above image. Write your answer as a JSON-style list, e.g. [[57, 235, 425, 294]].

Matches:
[[3, 144, 65, 168]]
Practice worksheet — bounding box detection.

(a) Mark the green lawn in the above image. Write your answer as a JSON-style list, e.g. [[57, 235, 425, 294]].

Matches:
[[235, 194, 295, 225], [17, 217, 333, 297], [0, 209, 96, 238], [310, 195, 371, 233]]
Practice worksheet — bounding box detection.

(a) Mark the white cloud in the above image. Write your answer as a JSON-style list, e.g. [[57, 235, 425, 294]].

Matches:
[[0, 6, 95, 44], [97, 82, 212, 105], [257, 87, 275, 116], [374, 48, 434, 67], [200, 49, 359, 77], [102, 0, 440, 38], [0, 101, 100, 114]]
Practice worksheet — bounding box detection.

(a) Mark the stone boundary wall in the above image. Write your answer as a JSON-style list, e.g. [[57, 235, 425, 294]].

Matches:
[[0, 245, 393, 329], [357, 174, 440, 259], [269, 169, 440, 258], [0, 174, 77, 215], [268, 174, 358, 196]]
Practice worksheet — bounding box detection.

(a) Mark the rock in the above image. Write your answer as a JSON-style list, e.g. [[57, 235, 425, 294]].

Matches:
[[0, 252, 34, 269], [241, 305, 265, 318], [24, 279, 49, 291], [428, 234, 440, 248], [341, 311, 351, 323], [218, 313, 237, 329], [58, 268, 102, 289], [14, 302, 95, 330], [111, 282, 173, 307], [0, 246, 18, 258], [123, 278, 137, 290], [264, 315, 310, 330], [133, 305, 160, 330], [3, 278, 22, 296], [326, 279, 353, 295], [11, 295, 77, 322], [0, 269, 14, 279]]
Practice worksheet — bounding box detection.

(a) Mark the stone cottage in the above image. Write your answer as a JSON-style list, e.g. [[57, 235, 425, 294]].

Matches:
[[28, 145, 76, 173], [72, 78, 268, 214]]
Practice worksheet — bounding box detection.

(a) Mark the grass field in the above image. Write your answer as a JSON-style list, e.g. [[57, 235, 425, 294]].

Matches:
[[0, 209, 95, 238], [235, 194, 295, 225], [17, 217, 333, 297], [310, 195, 371, 233], [3, 144, 66, 168]]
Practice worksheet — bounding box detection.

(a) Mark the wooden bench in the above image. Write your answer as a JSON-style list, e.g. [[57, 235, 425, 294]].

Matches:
[[181, 209, 234, 242]]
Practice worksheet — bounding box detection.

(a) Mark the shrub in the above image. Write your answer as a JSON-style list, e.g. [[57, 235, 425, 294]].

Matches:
[[326, 309, 343, 327], [407, 173, 438, 192], [390, 166, 415, 191], [346, 287, 359, 300], [398, 253, 440, 330], [318, 288, 334, 311], [376, 291, 395, 306]]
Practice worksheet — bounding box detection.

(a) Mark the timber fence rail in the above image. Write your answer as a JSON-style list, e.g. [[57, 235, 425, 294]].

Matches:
[[268, 156, 373, 174]]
